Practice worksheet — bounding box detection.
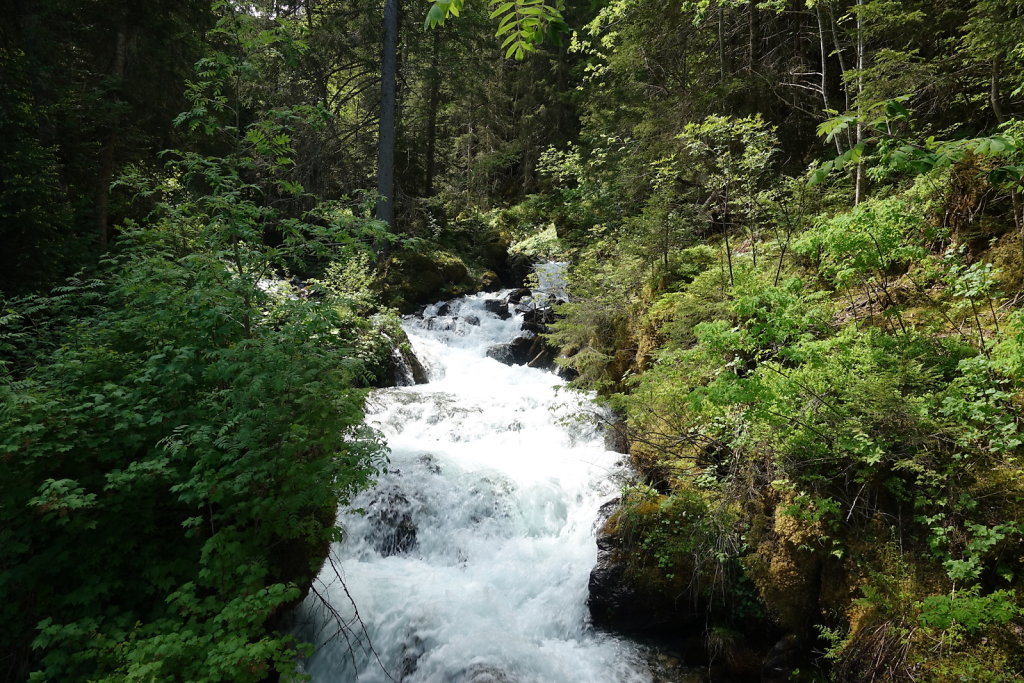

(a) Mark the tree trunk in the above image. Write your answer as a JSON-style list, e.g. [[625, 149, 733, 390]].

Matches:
[[815, 5, 842, 156], [424, 29, 441, 197], [375, 0, 399, 237], [718, 7, 726, 82], [853, 0, 865, 206], [990, 58, 1007, 123], [747, 0, 757, 74]]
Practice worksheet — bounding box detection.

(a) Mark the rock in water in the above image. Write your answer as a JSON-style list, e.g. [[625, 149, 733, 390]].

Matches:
[[460, 664, 515, 683], [587, 499, 689, 633], [504, 287, 532, 305], [486, 343, 514, 364], [366, 488, 418, 557], [486, 333, 550, 367], [483, 299, 512, 320]]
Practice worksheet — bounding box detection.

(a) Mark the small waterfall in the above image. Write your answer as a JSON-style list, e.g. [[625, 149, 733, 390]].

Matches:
[[389, 344, 417, 386], [294, 278, 652, 683], [532, 261, 569, 301]]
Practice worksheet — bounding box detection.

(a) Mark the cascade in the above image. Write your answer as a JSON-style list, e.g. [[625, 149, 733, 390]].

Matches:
[[295, 271, 654, 682]]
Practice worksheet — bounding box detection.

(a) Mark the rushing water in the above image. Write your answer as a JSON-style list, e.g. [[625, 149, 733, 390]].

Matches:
[[295, 277, 652, 683]]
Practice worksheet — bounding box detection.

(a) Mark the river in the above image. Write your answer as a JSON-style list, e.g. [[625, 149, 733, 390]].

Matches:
[[294, 273, 653, 682]]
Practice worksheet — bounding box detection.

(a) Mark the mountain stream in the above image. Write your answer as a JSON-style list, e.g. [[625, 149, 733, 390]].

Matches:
[[294, 272, 656, 682]]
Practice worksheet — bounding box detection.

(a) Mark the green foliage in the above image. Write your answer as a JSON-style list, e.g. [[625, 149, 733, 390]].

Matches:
[[920, 588, 1018, 634], [424, 0, 567, 59], [0, 26, 402, 676], [1, 231, 389, 680], [616, 484, 747, 614], [509, 224, 563, 260], [810, 97, 1024, 189], [795, 197, 929, 288]]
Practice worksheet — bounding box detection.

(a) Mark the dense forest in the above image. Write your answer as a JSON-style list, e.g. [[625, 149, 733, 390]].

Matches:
[[3, 0, 1024, 680]]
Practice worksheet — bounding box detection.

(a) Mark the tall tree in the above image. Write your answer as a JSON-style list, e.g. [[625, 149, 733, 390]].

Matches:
[[375, 0, 399, 232]]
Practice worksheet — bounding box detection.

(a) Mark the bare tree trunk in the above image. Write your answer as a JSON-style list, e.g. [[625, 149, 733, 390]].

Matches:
[[718, 6, 726, 82], [853, 0, 865, 206], [827, 1, 852, 153], [990, 58, 1007, 123], [375, 0, 399, 238], [424, 29, 441, 197], [747, 0, 757, 74], [815, 4, 843, 156]]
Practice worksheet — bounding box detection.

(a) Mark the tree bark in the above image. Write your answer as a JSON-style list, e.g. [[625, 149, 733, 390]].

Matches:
[[853, 0, 865, 206], [815, 5, 842, 155], [375, 0, 399, 237], [424, 29, 441, 197], [990, 58, 1007, 123], [718, 7, 726, 82], [747, 0, 757, 74]]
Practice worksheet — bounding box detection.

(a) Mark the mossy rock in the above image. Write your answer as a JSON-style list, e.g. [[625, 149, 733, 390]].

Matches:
[[477, 233, 511, 273], [479, 270, 501, 292], [589, 498, 705, 633], [382, 249, 477, 312]]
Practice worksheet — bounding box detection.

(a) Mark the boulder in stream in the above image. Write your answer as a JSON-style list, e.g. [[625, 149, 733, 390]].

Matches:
[[486, 333, 551, 368], [588, 499, 693, 633], [459, 664, 515, 683], [384, 330, 429, 387], [504, 287, 532, 305], [483, 299, 512, 320], [366, 488, 418, 557], [521, 306, 555, 326]]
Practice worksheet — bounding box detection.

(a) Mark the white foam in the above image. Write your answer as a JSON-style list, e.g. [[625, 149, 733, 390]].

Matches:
[[294, 281, 648, 683]]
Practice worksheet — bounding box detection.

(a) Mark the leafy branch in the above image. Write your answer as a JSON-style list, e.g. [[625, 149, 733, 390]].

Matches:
[[809, 97, 1024, 188], [424, 0, 566, 59]]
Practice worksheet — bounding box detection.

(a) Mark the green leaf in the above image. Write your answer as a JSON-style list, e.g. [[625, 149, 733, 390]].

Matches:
[[490, 2, 515, 18]]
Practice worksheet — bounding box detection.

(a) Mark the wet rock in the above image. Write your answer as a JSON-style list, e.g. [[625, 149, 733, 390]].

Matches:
[[588, 537, 648, 629], [521, 321, 546, 335], [426, 317, 456, 331], [385, 331, 429, 386], [486, 343, 514, 364], [521, 306, 555, 326], [509, 334, 540, 365], [555, 362, 578, 382], [462, 314, 481, 326], [400, 634, 425, 680], [435, 301, 452, 316], [417, 453, 442, 475], [397, 346, 429, 386], [603, 411, 629, 453], [459, 664, 514, 683], [505, 288, 532, 305], [483, 299, 512, 320], [513, 301, 534, 315], [593, 499, 620, 549], [486, 333, 549, 367], [588, 499, 694, 633], [761, 634, 801, 682], [367, 489, 418, 557]]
